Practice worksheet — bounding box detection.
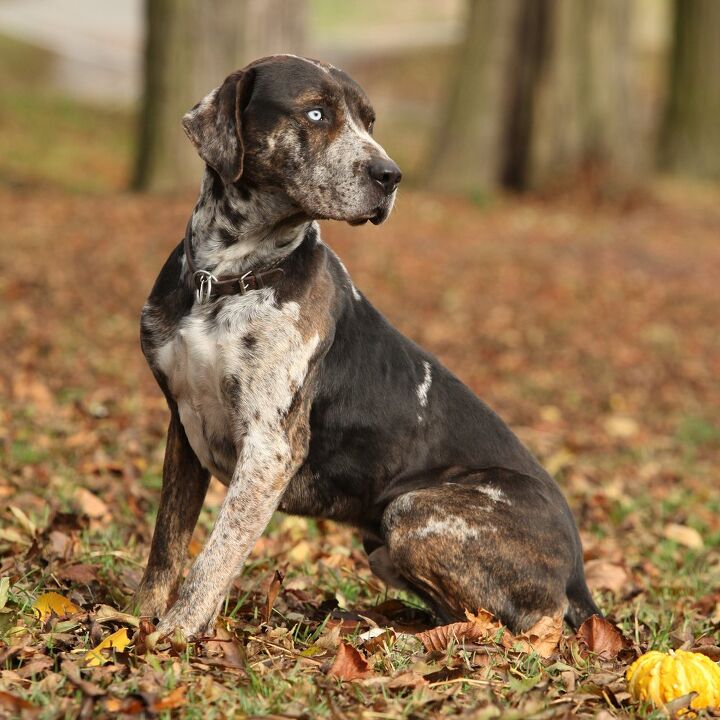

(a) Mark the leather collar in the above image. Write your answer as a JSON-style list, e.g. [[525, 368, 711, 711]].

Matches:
[[183, 222, 285, 305]]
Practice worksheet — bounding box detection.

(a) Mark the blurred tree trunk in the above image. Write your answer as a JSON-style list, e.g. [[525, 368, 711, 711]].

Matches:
[[426, 0, 525, 198], [660, 0, 720, 180], [527, 0, 647, 192], [133, 0, 307, 192], [428, 0, 653, 196]]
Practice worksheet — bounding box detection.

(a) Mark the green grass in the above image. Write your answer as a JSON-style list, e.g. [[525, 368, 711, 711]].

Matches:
[[0, 33, 132, 193], [0, 25, 719, 720]]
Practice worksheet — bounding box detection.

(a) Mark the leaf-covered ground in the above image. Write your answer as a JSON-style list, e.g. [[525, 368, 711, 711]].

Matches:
[[1, 177, 719, 718]]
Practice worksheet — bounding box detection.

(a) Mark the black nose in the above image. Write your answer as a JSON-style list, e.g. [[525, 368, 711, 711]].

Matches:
[[368, 158, 402, 195]]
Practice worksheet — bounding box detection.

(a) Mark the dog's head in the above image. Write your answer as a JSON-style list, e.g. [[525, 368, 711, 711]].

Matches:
[[183, 55, 401, 226]]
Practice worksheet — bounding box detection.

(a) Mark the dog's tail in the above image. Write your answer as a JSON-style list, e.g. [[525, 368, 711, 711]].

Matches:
[[565, 565, 602, 631]]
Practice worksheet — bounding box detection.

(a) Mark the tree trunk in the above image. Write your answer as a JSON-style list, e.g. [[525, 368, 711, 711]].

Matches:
[[660, 0, 720, 180], [133, 0, 307, 192], [427, 0, 658, 196], [527, 0, 649, 192], [425, 0, 525, 199]]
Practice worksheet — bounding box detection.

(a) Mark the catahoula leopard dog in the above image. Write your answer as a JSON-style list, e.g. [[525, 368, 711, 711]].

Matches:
[[135, 55, 601, 638]]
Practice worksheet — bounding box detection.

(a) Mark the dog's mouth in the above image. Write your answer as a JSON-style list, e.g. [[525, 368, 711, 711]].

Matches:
[[347, 200, 393, 227]]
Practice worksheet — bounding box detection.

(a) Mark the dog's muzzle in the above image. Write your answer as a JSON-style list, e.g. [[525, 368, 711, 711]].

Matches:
[[368, 158, 402, 196]]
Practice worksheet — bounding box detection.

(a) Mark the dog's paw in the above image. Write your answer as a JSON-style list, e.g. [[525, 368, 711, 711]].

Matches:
[[156, 605, 215, 640], [132, 585, 172, 621]]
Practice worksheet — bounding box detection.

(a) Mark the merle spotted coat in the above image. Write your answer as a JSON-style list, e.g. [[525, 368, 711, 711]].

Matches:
[[135, 55, 600, 637]]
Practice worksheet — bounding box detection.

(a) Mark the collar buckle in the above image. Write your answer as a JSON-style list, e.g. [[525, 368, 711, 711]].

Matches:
[[194, 270, 217, 305], [239, 270, 253, 295]]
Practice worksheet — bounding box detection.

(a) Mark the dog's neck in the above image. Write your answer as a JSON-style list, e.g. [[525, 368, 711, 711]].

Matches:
[[188, 168, 311, 277]]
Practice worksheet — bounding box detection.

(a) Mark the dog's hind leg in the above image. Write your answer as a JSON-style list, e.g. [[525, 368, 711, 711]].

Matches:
[[378, 477, 576, 633], [366, 543, 457, 624], [133, 408, 210, 619]]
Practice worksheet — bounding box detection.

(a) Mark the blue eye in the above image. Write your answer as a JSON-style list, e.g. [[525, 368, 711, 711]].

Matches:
[[306, 109, 324, 122]]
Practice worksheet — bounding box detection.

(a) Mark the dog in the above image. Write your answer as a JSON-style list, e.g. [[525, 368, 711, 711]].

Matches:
[[135, 54, 600, 638]]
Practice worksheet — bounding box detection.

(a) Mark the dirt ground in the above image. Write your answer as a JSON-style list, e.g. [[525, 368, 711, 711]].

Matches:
[[1, 179, 719, 718]]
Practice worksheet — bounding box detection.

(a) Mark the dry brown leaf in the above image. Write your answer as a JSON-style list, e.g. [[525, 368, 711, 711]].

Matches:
[[94, 604, 140, 628], [464, 608, 498, 631], [417, 609, 501, 653], [663, 523, 704, 549], [328, 642, 373, 681], [0, 690, 36, 712], [152, 686, 186, 712], [46, 531, 74, 559], [385, 671, 428, 690], [105, 696, 145, 714], [287, 540, 313, 563], [56, 563, 98, 584], [263, 569, 284, 623], [15, 657, 53, 679], [74, 488, 109, 519], [560, 669, 576, 692], [576, 615, 627, 660], [584, 560, 629, 593], [13, 374, 55, 411], [502, 614, 562, 658], [61, 660, 106, 697], [315, 622, 342, 652], [604, 416, 639, 438], [417, 621, 483, 653], [207, 624, 245, 668]]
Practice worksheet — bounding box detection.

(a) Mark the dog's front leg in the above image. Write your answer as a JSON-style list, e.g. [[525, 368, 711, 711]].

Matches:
[[156, 427, 305, 638], [134, 409, 210, 618]]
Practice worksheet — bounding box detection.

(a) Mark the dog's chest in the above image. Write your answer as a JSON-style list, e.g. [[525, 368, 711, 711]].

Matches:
[[149, 289, 313, 483]]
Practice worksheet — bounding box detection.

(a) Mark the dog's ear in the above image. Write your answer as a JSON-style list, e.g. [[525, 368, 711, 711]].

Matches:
[[182, 69, 256, 185]]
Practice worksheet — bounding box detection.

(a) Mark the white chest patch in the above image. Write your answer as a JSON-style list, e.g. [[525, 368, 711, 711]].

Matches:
[[153, 289, 319, 483]]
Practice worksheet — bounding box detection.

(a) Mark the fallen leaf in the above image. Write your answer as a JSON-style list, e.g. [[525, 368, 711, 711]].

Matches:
[[416, 609, 501, 653], [560, 669, 576, 692], [46, 530, 74, 559], [663, 691, 699, 717], [502, 614, 562, 658], [0, 690, 36, 712], [74, 488, 109, 519], [690, 643, 720, 661], [56, 563, 98, 584], [95, 604, 140, 628], [215, 625, 245, 668], [16, 656, 53, 679], [545, 447, 576, 477], [315, 622, 341, 652], [85, 628, 132, 666], [9, 505, 36, 536], [464, 609, 498, 632], [152, 686, 186, 712], [328, 642, 373, 681], [264, 569, 284, 623], [61, 660, 106, 697], [105, 696, 145, 714], [576, 615, 627, 660], [362, 670, 428, 690], [584, 560, 629, 593], [287, 540, 313, 563], [385, 671, 428, 690], [358, 627, 386, 643], [663, 523, 704, 549], [32, 591, 80, 622], [604, 416, 639, 438], [0, 576, 9, 610]]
